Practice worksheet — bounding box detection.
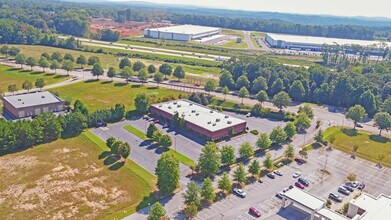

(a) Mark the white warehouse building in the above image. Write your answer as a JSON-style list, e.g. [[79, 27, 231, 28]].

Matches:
[[144, 24, 221, 42], [265, 33, 391, 51]]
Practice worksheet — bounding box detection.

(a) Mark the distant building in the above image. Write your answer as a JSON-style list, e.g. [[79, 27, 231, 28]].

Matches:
[[150, 99, 246, 140], [2, 92, 65, 119], [347, 193, 391, 219], [236, 37, 242, 43], [265, 33, 391, 51], [144, 25, 221, 42]]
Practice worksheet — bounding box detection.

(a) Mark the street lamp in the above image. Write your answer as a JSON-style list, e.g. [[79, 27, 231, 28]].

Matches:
[[220, 213, 224, 220]]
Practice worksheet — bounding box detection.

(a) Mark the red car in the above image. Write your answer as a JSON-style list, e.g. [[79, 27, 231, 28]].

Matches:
[[295, 182, 305, 189], [153, 119, 159, 124], [249, 207, 261, 217]]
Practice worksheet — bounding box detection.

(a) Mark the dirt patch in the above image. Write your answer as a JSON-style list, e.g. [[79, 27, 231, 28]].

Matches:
[[90, 18, 170, 38]]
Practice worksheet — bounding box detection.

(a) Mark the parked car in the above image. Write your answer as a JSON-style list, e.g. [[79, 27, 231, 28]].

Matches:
[[357, 183, 366, 190], [343, 185, 354, 192], [153, 119, 160, 124], [298, 177, 309, 187], [267, 173, 276, 179], [347, 181, 359, 188], [246, 113, 251, 117], [329, 193, 343, 202], [356, 124, 364, 128], [249, 94, 257, 99], [274, 170, 283, 176], [338, 186, 350, 195], [295, 182, 305, 189], [293, 171, 301, 178], [215, 87, 223, 93], [95, 121, 107, 128], [143, 115, 150, 120], [148, 117, 155, 122], [258, 179, 263, 183], [194, 84, 200, 87], [283, 187, 290, 193], [295, 158, 305, 164], [231, 91, 239, 96], [233, 188, 246, 198], [288, 185, 294, 189], [249, 207, 262, 217], [162, 123, 169, 128], [275, 162, 284, 168], [275, 191, 284, 199]]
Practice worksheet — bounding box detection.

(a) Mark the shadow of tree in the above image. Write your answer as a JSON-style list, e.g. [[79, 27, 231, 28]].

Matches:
[[109, 161, 124, 170], [131, 84, 142, 88], [98, 151, 111, 159], [85, 79, 99, 83], [369, 135, 390, 143], [136, 191, 165, 211], [114, 82, 127, 87], [341, 128, 358, 136], [101, 81, 112, 84], [104, 155, 119, 166]]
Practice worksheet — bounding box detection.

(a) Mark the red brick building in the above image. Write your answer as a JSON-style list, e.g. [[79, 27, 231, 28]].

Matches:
[[150, 100, 247, 140], [2, 92, 65, 119]]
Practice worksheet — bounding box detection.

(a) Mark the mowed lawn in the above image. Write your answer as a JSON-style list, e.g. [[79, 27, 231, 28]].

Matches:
[[0, 65, 69, 92], [325, 127, 391, 167], [0, 131, 156, 220], [50, 80, 182, 111]]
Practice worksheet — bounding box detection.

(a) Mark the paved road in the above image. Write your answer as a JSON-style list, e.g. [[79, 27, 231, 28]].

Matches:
[[244, 31, 255, 50]]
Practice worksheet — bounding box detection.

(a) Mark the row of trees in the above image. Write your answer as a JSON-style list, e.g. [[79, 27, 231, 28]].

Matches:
[[105, 137, 131, 161], [8, 78, 45, 94], [346, 104, 391, 135]]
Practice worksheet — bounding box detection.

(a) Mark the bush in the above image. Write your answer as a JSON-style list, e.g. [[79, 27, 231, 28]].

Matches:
[[250, 130, 259, 135]]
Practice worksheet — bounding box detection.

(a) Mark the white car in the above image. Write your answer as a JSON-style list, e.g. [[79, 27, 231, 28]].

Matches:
[[293, 172, 301, 178], [274, 170, 283, 176], [246, 113, 251, 117], [233, 188, 246, 198]]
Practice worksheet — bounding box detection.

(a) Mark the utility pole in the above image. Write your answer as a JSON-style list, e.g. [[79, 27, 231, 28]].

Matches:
[[322, 154, 328, 182]]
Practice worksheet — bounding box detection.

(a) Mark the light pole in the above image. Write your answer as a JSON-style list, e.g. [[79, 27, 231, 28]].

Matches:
[[220, 213, 224, 220], [321, 154, 329, 182]]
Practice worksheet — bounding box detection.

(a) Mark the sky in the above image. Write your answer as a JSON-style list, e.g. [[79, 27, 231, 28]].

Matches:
[[111, 0, 391, 18]]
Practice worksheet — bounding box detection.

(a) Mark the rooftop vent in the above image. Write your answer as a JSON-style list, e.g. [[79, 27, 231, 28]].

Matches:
[[227, 121, 232, 124], [212, 123, 216, 126], [207, 121, 211, 124], [177, 104, 181, 108], [216, 119, 220, 122], [225, 115, 229, 118], [41, 96, 45, 98], [174, 111, 178, 114], [168, 106, 172, 109], [210, 110, 213, 113], [189, 103, 193, 106], [18, 99, 21, 101], [22, 102, 24, 104], [159, 105, 162, 107], [173, 102, 177, 104], [191, 110, 196, 113], [196, 113, 199, 116]]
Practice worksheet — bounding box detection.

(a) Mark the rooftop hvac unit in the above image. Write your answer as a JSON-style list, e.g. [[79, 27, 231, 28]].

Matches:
[[191, 110, 196, 113], [210, 110, 213, 113], [207, 121, 211, 124], [159, 105, 162, 107], [227, 121, 232, 124], [174, 111, 178, 114], [212, 123, 216, 126], [168, 106, 172, 109], [18, 99, 21, 101], [41, 96, 45, 98], [225, 115, 229, 118], [177, 105, 181, 108], [189, 103, 193, 106], [196, 113, 199, 116], [173, 102, 177, 104], [216, 119, 220, 122]]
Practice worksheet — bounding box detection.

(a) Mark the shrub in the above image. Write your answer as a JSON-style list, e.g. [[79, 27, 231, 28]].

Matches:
[[250, 130, 259, 135]]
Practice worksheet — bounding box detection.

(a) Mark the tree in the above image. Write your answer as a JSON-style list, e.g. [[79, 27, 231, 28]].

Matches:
[[294, 112, 311, 130], [346, 105, 367, 129], [251, 76, 268, 94], [38, 57, 50, 72], [64, 53, 74, 62], [118, 142, 131, 160], [360, 90, 378, 116], [26, 57, 37, 71], [173, 66, 185, 81], [0, 45, 9, 58], [184, 202, 198, 219], [263, 153, 273, 170], [299, 147, 308, 159], [270, 78, 284, 96], [346, 173, 357, 182], [256, 90, 268, 107], [159, 63, 172, 79], [87, 56, 100, 66], [51, 52, 63, 62], [50, 60, 60, 74], [248, 160, 261, 177], [256, 133, 272, 150], [269, 127, 287, 144], [220, 145, 236, 165], [289, 80, 306, 101], [204, 80, 216, 93], [239, 142, 254, 160], [218, 172, 232, 194], [147, 202, 166, 220], [152, 130, 163, 144], [373, 112, 391, 136], [76, 55, 87, 68], [8, 84, 17, 95], [138, 69, 149, 85], [91, 63, 104, 79], [284, 122, 296, 139], [107, 67, 116, 81], [74, 100, 89, 116], [153, 72, 164, 87], [148, 64, 156, 75], [159, 135, 172, 149], [201, 178, 215, 204], [155, 152, 180, 194], [62, 60, 74, 76], [8, 47, 20, 57], [121, 66, 133, 81], [314, 129, 324, 143], [238, 86, 249, 104], [147, 123, 157, 139], [235, 75, 250, 90], [134, 93, 150, 114], [22, 80, 33, 92], [35, 78, 45, 91], [272, 91, 291, 111], [284, 144, 295, 160], [298, 104, 314, 119], [219, 70, 234, 89], [132, 61, 145, 72], [383, 97, 391, 115], [233, 163, 247, 185], [119, 57, 131, 69], [106, 137, 116, 149], [197, 142, 221, 177], [183, 181, 201, 207], [222, 86, 229, 100], [15, 53, 26, 68]]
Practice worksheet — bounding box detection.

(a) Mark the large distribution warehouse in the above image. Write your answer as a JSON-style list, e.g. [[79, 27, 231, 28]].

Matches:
[[150, 100, 247, 140], [144, 24, 221, 42], [265, 33, 391, 51]]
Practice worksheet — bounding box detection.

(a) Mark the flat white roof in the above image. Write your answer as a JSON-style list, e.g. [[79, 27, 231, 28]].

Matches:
[[317, 208, 348, 220], [3, 92, 62, 108], [350, 194, 391, 220], [147, 25, 220, 35], [152, 99, 245, 132], [282, 187, 325, 211], [267, 33, 391, 47]]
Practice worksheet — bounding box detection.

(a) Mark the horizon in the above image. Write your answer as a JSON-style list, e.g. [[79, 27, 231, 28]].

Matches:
[[110, 0, 391, 19]]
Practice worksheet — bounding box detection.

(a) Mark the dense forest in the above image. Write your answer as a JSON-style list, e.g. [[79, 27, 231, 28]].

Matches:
[[0, 0, 390, 41]]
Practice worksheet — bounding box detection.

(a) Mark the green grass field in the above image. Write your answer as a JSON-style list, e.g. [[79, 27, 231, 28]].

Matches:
[[124, 125, 149, 140], [168, 149, 196, 167], [0, 65, 69, 92], [324, 127, 391, 167], [0, 131, 156, 220], [50, 80, 182, 111], [221, 39, 249, 49]]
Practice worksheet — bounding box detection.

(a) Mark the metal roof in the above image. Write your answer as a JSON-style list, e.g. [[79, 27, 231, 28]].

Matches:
[[3, 92, 63, 109], [147, 25, 220, 35], [267, 33, 391, 47], [282, 187, 325, 211], [152, 99, 245, 132]]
